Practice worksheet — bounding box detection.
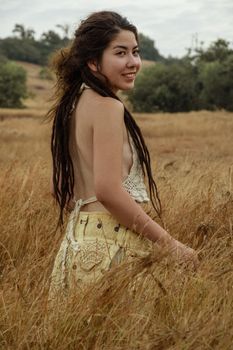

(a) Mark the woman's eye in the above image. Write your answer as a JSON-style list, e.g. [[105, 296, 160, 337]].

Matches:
[[133, 50, 140, 56], [116, 51, 126, 56]]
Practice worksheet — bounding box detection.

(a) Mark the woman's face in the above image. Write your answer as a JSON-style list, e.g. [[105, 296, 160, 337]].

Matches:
[[90, 30, 142, 93]]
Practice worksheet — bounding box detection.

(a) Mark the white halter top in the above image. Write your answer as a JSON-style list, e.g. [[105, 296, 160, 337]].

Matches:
[[69, 82, 150, 225], [58, 84, 151, 286], [71, 133, 150, 215], [123, 133, 150, 203]]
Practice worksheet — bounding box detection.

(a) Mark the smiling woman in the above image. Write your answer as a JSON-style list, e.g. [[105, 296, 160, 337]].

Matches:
[[46, 10, 198, 306], [88, 30, 141, 93]]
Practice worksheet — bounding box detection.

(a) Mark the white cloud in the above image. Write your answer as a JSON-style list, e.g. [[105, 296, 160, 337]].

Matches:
[[0, 0, 232, 57]]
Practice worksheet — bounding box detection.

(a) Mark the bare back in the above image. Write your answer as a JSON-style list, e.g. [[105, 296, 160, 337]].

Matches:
[[69, 88, 133, 212]]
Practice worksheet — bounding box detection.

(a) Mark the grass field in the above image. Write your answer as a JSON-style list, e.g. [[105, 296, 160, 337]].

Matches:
[[0, 62, 233, 349]]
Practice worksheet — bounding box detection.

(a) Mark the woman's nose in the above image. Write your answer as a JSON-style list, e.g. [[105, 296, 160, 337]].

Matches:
[[126, 54, 138, 67]]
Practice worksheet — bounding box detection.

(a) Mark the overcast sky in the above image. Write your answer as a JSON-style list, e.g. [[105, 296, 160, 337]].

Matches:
[[0, 0, 232, 58]]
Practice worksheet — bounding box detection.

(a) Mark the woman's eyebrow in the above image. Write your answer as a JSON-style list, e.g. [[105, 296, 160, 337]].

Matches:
[[112, 45, 139, 50]]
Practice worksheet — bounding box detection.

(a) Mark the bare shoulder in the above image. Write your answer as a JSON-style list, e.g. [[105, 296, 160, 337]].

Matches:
[[93, 94, 124, 117], [85, 94, 124, 127], [98, 95, 124, 108]]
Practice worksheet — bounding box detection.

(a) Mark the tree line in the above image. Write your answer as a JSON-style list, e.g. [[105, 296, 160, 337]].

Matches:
[[0, 24, 162, 65], [0, 24, 162, 108], [126, 39, 233, 112], [0, 24, 232, 112]]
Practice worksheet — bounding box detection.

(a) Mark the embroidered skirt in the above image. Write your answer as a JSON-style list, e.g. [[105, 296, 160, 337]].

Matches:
[[48, 210, 152, 302]]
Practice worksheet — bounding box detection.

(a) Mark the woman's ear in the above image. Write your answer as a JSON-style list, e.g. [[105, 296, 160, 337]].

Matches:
[[87, 60, 98, 72]]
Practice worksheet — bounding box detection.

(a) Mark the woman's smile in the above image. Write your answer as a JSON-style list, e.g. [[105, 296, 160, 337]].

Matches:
[[122, 72, 137, 79], [94, 30, 142, 93]]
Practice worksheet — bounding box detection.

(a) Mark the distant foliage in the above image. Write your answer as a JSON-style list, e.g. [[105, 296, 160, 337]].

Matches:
[[0, 59, 27, 108], [191, 39, 232, 63], [138, 33, 164, 62], [127, 61, 198, 112], [0, 24, 70, 65], [39, 67, 53, 80], [193, 40, 233, 111], [0, 24, 164, 66], [0, 23, 232, 112], [0, 37, 41, 64], [126, 39, 233, 112]]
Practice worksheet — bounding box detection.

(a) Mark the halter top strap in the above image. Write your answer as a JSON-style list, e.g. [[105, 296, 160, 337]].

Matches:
[[60, 195, 98, 288], [67, 196, 98, 250]]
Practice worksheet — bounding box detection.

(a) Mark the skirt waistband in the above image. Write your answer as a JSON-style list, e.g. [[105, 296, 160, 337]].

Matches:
[[79, 210, 114, 216], [78, 210, 124, 226], [74, 210, 152, 253]]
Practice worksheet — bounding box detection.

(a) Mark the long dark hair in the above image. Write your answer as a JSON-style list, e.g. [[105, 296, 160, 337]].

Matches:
[[47, 10, 162, 226]]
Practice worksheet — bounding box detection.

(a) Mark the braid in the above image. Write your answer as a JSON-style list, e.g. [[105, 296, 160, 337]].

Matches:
[[123, 107, 162, 217], [51, 83, 80, 225]]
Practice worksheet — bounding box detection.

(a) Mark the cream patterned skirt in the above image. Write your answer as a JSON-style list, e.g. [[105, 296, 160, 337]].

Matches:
[[48, 210, 152, 303]]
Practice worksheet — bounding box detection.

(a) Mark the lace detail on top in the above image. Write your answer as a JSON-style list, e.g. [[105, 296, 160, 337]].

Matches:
[[122, 133, 150, 203]]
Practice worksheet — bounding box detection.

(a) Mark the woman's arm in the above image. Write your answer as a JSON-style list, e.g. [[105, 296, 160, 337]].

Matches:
[[92, 98, 191, 252], [91, 97, 199, 268]]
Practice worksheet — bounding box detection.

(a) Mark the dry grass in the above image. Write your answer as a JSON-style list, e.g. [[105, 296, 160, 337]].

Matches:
[[0, 108, 233, 349], [15, 61, 54, 111], [0, 60, 232, 349]]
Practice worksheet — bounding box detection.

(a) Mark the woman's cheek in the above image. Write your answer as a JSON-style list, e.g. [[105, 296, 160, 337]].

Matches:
[[136, 58, 142, 72]]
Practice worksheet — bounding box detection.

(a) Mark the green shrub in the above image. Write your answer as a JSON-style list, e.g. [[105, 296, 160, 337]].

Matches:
[[0, 37, 41, 64], [197, 55, 233, 111], [126, 62, 198, 113], [39, 67, 53, 80], [0, 61, 27, 108]]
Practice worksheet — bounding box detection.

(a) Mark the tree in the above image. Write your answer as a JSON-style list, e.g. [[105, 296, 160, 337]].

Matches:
[[126, 62, 198, 113], [41, 30, 63, 47], [1, 24, 163, 65], [0, 60, 27, 108], [188, 38, 233, 64], [0, 26, 70, 65], [56, 24, 70, 40], [0, 37, 41, 63], [126, 38, 233, 113], [138, 33, 164, 61], [197, 55, 233, 111], [188, 38, 233, 111], [39, 29, 70, 64], [12, 24, 35, 40]]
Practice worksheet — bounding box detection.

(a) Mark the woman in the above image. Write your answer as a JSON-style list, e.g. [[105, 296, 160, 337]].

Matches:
[[47, 11, 198, 300]]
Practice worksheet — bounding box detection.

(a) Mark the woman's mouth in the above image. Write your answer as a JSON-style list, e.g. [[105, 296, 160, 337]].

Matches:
[[122, 72, 136, 79]]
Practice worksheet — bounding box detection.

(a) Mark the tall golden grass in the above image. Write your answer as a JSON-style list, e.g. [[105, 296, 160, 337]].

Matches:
[[0, 60, 232, 349], [0, 109, 233, 349]]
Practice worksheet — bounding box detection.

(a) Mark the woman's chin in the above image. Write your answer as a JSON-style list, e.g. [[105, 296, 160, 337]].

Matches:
[[120, 82, 135, 91], [110, 81, 135, 93]]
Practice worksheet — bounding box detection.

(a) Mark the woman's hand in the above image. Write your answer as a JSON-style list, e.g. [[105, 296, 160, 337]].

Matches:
[[168, 239, 200, 271]]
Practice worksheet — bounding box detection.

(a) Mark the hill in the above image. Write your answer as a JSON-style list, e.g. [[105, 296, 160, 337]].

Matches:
[[0, 60, 155, 118], [16, 61, 54, 109]]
